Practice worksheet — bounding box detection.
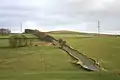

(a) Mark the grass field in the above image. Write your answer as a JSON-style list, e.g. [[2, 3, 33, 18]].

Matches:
[[0, 33, 120, 80]]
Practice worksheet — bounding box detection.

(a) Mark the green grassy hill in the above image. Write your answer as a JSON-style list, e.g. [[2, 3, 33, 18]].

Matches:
[[0, 33, 120, 80]]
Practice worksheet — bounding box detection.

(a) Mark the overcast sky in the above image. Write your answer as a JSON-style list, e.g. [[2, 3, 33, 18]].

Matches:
[[0, 0, 120, 34]]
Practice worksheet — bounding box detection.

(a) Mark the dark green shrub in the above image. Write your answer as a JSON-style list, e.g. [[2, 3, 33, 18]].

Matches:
[[9, 34, 27, 48]]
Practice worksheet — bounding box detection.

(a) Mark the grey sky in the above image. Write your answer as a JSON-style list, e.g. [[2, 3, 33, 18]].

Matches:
[[0, 0, 120, 34]]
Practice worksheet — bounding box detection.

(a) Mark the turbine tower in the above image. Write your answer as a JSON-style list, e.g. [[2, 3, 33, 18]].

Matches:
[[20, 22, 22, 33], [98, 21, 100, 35]]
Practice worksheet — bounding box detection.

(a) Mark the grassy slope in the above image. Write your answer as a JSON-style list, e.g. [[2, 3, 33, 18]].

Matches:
[[0, 33, 120, 80]]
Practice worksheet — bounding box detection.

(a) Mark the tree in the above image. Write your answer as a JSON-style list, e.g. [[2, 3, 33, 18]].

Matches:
[[0, 28, 11, 36]]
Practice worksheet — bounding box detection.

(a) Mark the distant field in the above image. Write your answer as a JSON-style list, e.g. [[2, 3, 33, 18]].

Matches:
[[0, 34, 39, 47], [0, 34, 38, 39], [0, 33, 120, 80]]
